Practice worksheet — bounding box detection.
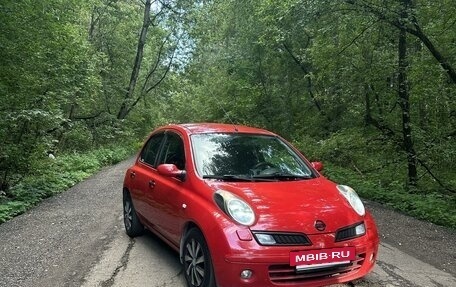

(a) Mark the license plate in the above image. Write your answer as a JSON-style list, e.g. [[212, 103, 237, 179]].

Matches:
[[290, 247, 356, 267]]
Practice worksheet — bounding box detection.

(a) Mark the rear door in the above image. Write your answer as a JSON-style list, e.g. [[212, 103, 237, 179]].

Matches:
[[129, 132, 165, 224]]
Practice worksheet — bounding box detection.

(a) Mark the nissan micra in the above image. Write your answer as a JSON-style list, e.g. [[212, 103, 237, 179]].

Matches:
[[122, 123, 379, 287]]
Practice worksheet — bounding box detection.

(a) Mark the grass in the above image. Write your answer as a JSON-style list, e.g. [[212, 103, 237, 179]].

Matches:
[[0, 144, 137, 224]]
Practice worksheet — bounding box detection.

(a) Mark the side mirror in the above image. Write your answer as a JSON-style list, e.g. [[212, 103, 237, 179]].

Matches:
[[311, 161, 323, 172], [157, 164, 186, 181]]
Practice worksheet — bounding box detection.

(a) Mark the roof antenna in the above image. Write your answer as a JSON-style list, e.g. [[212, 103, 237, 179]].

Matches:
[[215, 95, 238, 132]]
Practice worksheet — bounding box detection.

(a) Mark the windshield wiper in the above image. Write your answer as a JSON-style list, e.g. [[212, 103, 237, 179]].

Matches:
[[203, 175, 276, 182], [203, 175, 254, 181], [252, 173, 313, 181]]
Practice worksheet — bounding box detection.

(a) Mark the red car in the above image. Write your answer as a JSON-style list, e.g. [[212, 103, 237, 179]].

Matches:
[[122, 123, 379, 287]]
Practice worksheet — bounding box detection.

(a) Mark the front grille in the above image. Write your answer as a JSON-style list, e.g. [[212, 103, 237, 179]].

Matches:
[[252, 231, 312, 246], [268, 253, 366, 284]]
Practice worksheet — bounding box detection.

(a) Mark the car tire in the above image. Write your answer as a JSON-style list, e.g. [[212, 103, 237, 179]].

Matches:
[[183, 228, 216, 287], [123, 191, 144, 237]]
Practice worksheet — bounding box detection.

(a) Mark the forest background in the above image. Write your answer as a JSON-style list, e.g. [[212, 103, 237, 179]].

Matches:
[[1, 0, 455, 227]]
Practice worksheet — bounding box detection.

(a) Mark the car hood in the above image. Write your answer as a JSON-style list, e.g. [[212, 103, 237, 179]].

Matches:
[[205, 178, 363, 234]]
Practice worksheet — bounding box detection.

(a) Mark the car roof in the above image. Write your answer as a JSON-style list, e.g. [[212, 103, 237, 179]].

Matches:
[[166, 123, 276, 136]]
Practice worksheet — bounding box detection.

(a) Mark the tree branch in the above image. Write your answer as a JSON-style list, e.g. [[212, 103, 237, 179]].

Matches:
[[141, 34, 171, 94], [338, 19, 379, 55], [416, 158, 456, 193], [405, 16, 456, 84], [145, 47, 176, 94], [126, 44, 178, 116], [71, 110, 104, 120], [344, 0, 456, 85], [366, 114, 455, 193], [282, 43, 324, 114]]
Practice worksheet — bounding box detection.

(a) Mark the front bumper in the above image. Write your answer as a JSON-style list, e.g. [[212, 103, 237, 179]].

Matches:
[[210, 222, 379, 287]]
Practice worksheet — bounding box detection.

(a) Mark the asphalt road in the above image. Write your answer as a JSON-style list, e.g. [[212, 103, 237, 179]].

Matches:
[[0, 158, 455, 287]]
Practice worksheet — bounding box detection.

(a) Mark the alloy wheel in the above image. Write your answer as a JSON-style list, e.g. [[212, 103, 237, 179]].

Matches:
[[124, 199, 132, 231], [184, 238, 206, 286]]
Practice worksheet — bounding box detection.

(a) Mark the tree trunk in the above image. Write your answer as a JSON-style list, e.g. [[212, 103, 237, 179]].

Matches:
[[398, 0, 418, 188], [88, 8, 98, 41], [117, 0, 152, 120], [363, 83, 372, 126]]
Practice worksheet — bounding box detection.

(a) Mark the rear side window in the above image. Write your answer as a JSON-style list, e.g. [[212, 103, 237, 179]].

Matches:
[[139, 133, 164, 167]]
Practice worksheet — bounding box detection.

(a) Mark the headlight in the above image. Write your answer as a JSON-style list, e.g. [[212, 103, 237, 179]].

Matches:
[[214, 190, 256, 226], [337, 185, 365, 216]]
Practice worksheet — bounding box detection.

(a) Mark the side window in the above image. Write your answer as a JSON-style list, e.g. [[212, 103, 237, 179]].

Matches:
[[139, 133, 164, 167], [158, 133, 186, 170]]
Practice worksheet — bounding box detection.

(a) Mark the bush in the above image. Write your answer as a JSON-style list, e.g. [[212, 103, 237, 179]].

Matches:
[[0, 143, 136, 224], [324, 163, 456, 228], [294, 129, 456, 229]]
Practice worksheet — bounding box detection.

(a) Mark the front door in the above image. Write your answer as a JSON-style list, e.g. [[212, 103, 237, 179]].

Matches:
[[150, 131, 188, 246]]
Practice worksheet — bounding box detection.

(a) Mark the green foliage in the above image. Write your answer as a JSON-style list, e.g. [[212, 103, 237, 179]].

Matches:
[[293, 127, 456, 227], [0, 0, 175, 198], [0, 143, 136, 224], [0, 0, 102, 191], [161, 0, 456, 228], [324, 163, 456, 228], [1, 0, 455, 228]]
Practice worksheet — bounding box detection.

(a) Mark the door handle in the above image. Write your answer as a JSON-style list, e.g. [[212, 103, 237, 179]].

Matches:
[[130, 171, 136, 178], [149, 180, 156, 188]]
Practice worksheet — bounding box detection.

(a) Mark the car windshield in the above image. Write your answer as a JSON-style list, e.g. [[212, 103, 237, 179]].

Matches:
[[191, 133, 315, 181]]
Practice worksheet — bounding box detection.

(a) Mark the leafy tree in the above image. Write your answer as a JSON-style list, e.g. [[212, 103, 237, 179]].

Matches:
[[165, 0, 456, 194], [1, 0, 454, 224], [0, 0, 102, 195]]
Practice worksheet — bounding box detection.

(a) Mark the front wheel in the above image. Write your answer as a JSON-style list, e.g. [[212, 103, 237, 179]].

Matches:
[[183, 228, 216, 287]]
